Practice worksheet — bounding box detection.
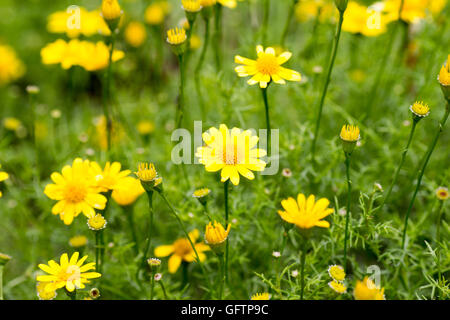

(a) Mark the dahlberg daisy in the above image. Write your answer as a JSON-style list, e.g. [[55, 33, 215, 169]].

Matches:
[[251, 292, 270, 300], [36, 252, 101, 293], [204, 221, 231, 252], [328, 265, 346, 281], [438, 54, 450, 100], [328, 280, 347, 294], [410, 101, 430, 119], [87, 214, 107, 231], [436, 187, 448, 201]]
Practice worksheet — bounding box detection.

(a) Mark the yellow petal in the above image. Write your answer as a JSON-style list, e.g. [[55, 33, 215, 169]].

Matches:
[[168, 254, 182, 273], [154, 245, 174, 257]]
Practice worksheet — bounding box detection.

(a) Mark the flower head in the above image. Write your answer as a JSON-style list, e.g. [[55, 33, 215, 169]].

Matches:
[[0, 252, 12, 266], [340, 125, 360, 142], [196, 124, 267, 186], [354, 277, 386, 300], [167, 27, 187, 45], [135, 162, 159, 191], [0, 45, 25, 86], [154, 229, 210, 273], [89, 288, 101, 299], [147, 258, 162, 271], [193, 188, 211, 198], [218, 0, 239, 8], [101, 0, 122, 21], [328, 265, 346, 281], [125, 21, 147, 48], [251, 292, 270, 300], [328, 280, 347, 294], [205, 221, 231, 252], [436, 187, 448, 201], [342, 2, 388, 37], [235, 45, 301, 88], [410, 101, 430, 118], [36, 252, 101, 293], [37, 282, 57, 300], [87, 214, 107, 231], [69, 235, 88, 248], [278, 193, 334, 229], [0, 165, 9, 184], [145, 1, 170, 25], [91, 161, 131, 192], [3, 117, 22, 131], [182, 0, 202, 12], [44, 158, 107, 225], [112, 177, 145, 206], [438, 55, 450, 100], [201, 0, 216, 7], [137, 120, 155, 135]]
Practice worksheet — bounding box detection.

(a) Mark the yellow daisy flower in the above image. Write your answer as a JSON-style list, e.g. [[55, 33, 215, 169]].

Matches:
[[145, 1, 170, 25], [125, 21, 147, 48], [90, 161, 131, 192], [0, 45, 25, 86], [182, 0, 202, 13], [36, 282, 57, 300], [36, 252, 101, 293], [328, 280, 347, 294], [154, 229, 210, 273], [101, 0, 122, 21], [234, 45, 301, 88], [3, 117, 22, 131], [195, 124, 267, 186], [410, 101, 430, 118], [44, 158, 107, 225], [328, 265, 346, 281], [193, 188, 211, 198], [340, 125, 360, 142], [218, 0, 240, 8], [0, 165, 9, 182], [354, 277, 386, 300], [277, 193, 334, 229], [87, 214, 107, 231], [342, 2, 389, 37], [251, 292, 270, 300], [111, 177, 145, 206], [69, 235, 88, 248]]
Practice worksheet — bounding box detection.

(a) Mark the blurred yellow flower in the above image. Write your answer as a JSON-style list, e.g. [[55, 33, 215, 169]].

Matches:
[[382, 0, 443, 24], [278, 193, 334, 229], [154, 229, 210, 273], [47, 8, 110, 38], [36, 282, 57, 300], [295, 0, 335, 23], [193, 188, 211, 198], [137, 120, 155, 135], [235, 45, 301, 88], [95, 115, 125, 151], [69, 235, 88, 248], [0, 165, 8, 199], [436, 187, 448, 201], [201, 0, 217, 7], [438, 55, 450, 86], [251, 292, 270, 300], [0, 45, 25, 86], [218, 0, 241, 8], [41, 39, 125, 71], [125, 21, 147, 48], [354, 277, 386, 300], [145, 1, 170, 25], [190, 34, 202, 50], [3, 117, 22, 131], [44, 158, 107, 225], [182, 0, 202, 12], [102, 0, 122, 21], [195, 124, 267, 185], [91, 161, 131, 192], [36, 252, 101, 293], [342, 2, 388, 37], [111, 177, 145, 206]]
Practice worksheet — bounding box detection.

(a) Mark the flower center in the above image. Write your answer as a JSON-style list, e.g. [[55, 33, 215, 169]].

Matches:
[[57, 265, 81, 283], [256, 54, 279, 75], [173, 239, 192, 257], [64, 182, 87, 203]]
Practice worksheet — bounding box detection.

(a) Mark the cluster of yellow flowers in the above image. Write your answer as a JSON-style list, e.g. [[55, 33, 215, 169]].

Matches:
[[47, 7, 111, 38], [0, 45, 25, 86], [44, 158, 143, 225], [41, 39, 125, 71]]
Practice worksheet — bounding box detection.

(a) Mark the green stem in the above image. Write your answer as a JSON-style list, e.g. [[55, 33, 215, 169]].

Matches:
[[150, 271, 155, 300], [261, 87, 271, 155], [176, 54, 185, 129], [224, 180, 230, 283], [363, 0, 405, 122], [218, 254, 225, 299], [195, 17, 210, 75], [343, 154, 352, 270], [280, 0, 297, 47], [379, 119, 417, 212], [401, 103, 449, 249], [0, 266, 4, 300], [300, 238, 307, 300], [436, 201, 444, 285], [95, 231, 100, 272], [125, 206, 139, 255], [141, 191, 154, 271], [311, 10, 344, 163], [262, 0, 270, 45], [103, 33, 116, 153], [159, 279, 169, 299], [214, 4, 222, 71]]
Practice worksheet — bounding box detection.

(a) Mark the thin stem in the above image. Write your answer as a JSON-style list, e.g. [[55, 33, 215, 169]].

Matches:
[[224, 180, 230, 283], [125, 206, 139, 256], [141, 191, 154, 271], [343, 154, 352, 271], [0, 266, 3, 300], [95, 231, 100, 272], [280, 0, 297, 47], [262, 0, 270, 45], [176, 54, 186, 129], [150, 271, 155, 300], [401, 104, 449, 249], [436, 201, 444, 285], [299, 238, 307, 300], [214, 4, 223, 71], [103, 32, 116, 153], [196, 17, 210, 75], [218, 254, 225, 299], [363, 0, 405, 122], [378, 120, 417, 212], [311, 10, 345, 163], [261, 87, 271, 155], [159, 280, 169, 299]]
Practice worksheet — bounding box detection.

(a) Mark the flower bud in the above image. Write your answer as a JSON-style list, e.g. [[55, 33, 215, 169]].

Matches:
[[102, 0, 123, 31], [438, 55, 450, 101], [204, 221, 230, 254], [334, 0, 348, 12], [147, 258, 161, 271], [0, 252, 11, 266], [339, 124, 360, 155]]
